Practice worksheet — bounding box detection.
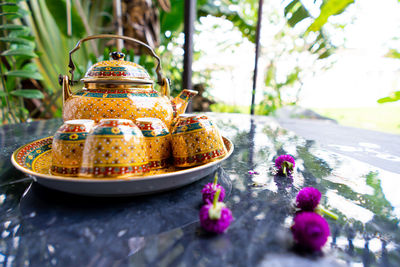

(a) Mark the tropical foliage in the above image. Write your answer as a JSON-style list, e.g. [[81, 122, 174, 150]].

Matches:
[[2, 0, 390, 124], [0, 0, 259, 124], [254, 0, 355, 115], [0, 1, 44, 123], [1, 0, 111, 123], [158, 0, 258, 95]]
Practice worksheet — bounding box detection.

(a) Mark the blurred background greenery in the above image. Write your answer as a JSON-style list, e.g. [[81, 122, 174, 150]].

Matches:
[[0, 0, 399, 133]]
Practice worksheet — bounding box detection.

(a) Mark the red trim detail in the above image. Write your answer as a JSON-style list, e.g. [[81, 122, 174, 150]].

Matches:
[[79, 163, 150, 176], [58, 125, 90, 133], [175, 115, 209, 127], [97, 120, 135, 127], [173, 148, 226, 165], [148, 158, 170, 169], [51, 166, 79, 175]]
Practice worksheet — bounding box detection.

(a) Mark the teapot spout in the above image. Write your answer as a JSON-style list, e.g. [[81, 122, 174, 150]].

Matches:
[[172, 89, 198, 117]]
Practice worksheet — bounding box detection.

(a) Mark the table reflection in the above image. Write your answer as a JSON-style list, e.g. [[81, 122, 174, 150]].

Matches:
[[0, 114, 399, 266]]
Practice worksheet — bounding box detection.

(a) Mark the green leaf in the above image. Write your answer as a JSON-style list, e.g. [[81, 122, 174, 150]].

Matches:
[[378, 91, 400, 103], [313, 41, 326, 53], [22, 62, 39, 72], [10, 89, 44, 99], [16, 7, 29, 17], [160, 0, 184, 34], [284, 0, 300, 16], [6, 32, 36, 50], [0, 3, 17, 7], [318, 50, 332, 59], [44, 0, 86, 38], [286, 68, 300, 85], [0, 91, 7, 97], [287, 4, 310, 27], [377, 97, 395, 103], [307, 0, 355, 32], [197, 2, 256, 43], [385, 49, 400, 59], [1, 48, 37, 58], [1, 3, 18, 15], [0, 37, 33, 45], [5, 70, 43, 80], [0, 24, 29, 31], [265, 63, 276, 87], [0, 12, 23, 18]]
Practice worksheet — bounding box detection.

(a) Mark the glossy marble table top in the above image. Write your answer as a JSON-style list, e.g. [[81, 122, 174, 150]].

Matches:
[[0, 113, 399, 266]]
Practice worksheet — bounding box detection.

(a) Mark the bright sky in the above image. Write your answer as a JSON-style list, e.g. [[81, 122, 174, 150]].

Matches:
[[193, 0, 400, 108]]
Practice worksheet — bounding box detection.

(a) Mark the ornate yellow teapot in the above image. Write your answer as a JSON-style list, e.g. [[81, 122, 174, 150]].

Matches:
[[60, 34, 197, 128]]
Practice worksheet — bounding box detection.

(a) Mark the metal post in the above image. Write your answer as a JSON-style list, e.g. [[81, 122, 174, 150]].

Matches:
[[183, 0, 196, 112], [250, 0, 264, 115], [66, 0, 71, 36], [114, 0, 124, 50]]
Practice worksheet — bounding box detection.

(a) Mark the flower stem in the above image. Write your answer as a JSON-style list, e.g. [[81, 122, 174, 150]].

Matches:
[[213, 188, 221, 208], [213, 172, 218, 188], [316, 205, 338, 220], [282, 161, 294, 177]]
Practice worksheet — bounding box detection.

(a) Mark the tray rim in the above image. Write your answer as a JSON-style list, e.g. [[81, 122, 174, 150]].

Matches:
[[11, 136, 234, 183]]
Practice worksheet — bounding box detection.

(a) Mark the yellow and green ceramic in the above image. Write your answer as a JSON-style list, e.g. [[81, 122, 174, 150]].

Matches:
[[171, 114, 227, 168], [79, 119, 149, 178], [11, 136, 233, 196], [51, 119, 95, 176], [135, 117, 171, 170], [61, 34, 197, 129]]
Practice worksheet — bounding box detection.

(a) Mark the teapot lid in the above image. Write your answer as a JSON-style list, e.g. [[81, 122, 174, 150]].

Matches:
[[81, 52, 152, 84]]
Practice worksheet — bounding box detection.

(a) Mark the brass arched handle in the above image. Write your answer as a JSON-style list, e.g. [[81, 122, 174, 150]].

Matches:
[[67, 34, 164, 86]]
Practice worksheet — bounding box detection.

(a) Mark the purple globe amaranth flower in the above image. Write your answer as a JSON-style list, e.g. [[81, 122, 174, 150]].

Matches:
[[201, 173, 225, 204], [199, 189, 233, 234], [296, 187, 321, 211], [275, 155, 295, 176], [201, 183, 225, 204], [199, 203, 233, 234], [291, 212, 330, 252]]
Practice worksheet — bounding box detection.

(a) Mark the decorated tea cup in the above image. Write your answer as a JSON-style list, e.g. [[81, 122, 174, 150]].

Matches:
[[79, 119, 149, 178], [171, 114, 227, 167], [135, 117, 171, 170], [51, 119, 95, 176]]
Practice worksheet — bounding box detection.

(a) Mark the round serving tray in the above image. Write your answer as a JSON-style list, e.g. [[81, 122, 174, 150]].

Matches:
[[11, 136, 233, 197]]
